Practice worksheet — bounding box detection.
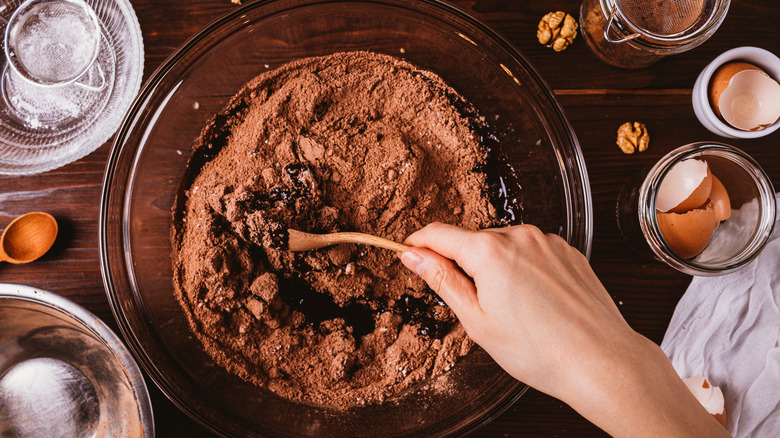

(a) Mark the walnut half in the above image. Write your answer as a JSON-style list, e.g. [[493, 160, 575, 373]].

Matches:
[[616, 122, 650, 154], [537, 11, 578, 52]]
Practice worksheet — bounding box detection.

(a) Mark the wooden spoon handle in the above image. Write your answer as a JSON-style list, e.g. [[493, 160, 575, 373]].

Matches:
[[287, 229, 409, 252], [327, 232, 410, 252]]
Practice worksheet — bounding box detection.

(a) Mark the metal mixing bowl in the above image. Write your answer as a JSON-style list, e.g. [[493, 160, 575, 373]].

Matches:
[[0, 283, 153, 437], [100, 0, 593, 436]]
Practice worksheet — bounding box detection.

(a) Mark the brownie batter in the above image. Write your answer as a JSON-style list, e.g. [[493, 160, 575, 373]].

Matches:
[[172, 51, 518, 409]]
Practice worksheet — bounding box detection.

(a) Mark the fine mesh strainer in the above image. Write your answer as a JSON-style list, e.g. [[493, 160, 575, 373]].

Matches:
[[5, 0, 101, 86], [580, 0, 730, 68], [618, 0, 714, 36]]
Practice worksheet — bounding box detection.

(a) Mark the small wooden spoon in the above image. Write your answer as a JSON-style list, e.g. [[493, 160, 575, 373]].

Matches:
[[0, 212, 58, 264], [287, 229, 409, 253]]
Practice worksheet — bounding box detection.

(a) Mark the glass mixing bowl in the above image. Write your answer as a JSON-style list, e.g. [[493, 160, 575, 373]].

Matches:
[[100, 0, 592, 436]]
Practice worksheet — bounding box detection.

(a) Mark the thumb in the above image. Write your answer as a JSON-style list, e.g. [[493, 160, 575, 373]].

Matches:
[[399, 247, 482, 323]]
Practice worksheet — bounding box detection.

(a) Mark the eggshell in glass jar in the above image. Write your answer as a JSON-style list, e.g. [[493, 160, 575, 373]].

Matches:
[[709, 175, 731, 221], [656, 159, 713, 214], [657, 201, 720, 259]]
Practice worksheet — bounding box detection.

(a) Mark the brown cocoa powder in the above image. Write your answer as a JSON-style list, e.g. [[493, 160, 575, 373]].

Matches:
[[171, 51, 508, 409]]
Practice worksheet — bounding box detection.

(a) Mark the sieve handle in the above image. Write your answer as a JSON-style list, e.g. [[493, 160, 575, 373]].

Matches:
[[74, 63, 106, 92], [603, 6, 640, 44]]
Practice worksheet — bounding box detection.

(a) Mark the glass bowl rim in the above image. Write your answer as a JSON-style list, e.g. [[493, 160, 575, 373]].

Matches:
[[100, 0, 593, 435]]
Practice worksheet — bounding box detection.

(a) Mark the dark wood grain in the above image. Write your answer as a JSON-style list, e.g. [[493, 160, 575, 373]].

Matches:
[[1, 0, 778, 436]]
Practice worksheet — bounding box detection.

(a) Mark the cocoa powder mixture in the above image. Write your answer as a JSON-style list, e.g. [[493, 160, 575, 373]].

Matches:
[[172, 51, 516, 409]]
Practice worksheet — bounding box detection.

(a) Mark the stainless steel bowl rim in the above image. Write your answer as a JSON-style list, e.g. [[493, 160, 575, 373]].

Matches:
[[0, 282, 155, 437]]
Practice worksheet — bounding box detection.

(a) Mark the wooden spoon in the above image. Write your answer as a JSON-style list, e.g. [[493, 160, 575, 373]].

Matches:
[[287, 229, 409, 252], [0, 212, 58, 264]]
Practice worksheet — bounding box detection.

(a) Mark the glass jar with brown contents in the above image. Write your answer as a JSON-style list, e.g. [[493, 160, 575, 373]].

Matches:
[[580, 0, 731, 69]]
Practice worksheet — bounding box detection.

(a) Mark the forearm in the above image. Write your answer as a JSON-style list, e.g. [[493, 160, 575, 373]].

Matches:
[[400, 224, 730, 437], [563, 334, 730, 438]]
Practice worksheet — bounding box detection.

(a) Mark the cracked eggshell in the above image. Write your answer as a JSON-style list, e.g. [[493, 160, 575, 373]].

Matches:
[[683, 376, 726, 427], [656, 159, 713, 214], [710, 62, 780, 131], [709, 175, 731, 221], [657, 201, 720, 259], [710, 62, 762, 115]]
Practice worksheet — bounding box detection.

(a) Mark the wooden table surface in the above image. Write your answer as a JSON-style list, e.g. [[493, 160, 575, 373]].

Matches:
[[1, 0, 778, 436]]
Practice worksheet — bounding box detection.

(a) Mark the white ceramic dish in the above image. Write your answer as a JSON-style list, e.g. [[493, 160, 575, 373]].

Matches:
[[692, 46, 780, 139]]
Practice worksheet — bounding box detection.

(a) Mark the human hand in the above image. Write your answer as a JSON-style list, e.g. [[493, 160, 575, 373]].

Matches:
[[400, 223, 632, 400], [400, 223, 730, 438]]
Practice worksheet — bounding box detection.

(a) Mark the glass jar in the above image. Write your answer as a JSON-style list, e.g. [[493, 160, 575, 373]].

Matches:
[[618, 142, 776, 276], [580, 0, 731, 69]]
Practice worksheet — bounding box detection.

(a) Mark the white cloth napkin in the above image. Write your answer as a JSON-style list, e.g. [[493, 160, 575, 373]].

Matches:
[[661, 193, 780, 437]]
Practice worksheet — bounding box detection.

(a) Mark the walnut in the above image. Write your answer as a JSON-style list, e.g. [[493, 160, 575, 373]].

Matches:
[[537, 11, 578, 52], [616, 122, 650, 154]]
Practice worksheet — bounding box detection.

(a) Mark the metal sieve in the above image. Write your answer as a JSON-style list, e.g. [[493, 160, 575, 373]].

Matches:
[[4, 0, 101, 86], [617, 0, 713, 37], [580, 0, 730, 68]]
